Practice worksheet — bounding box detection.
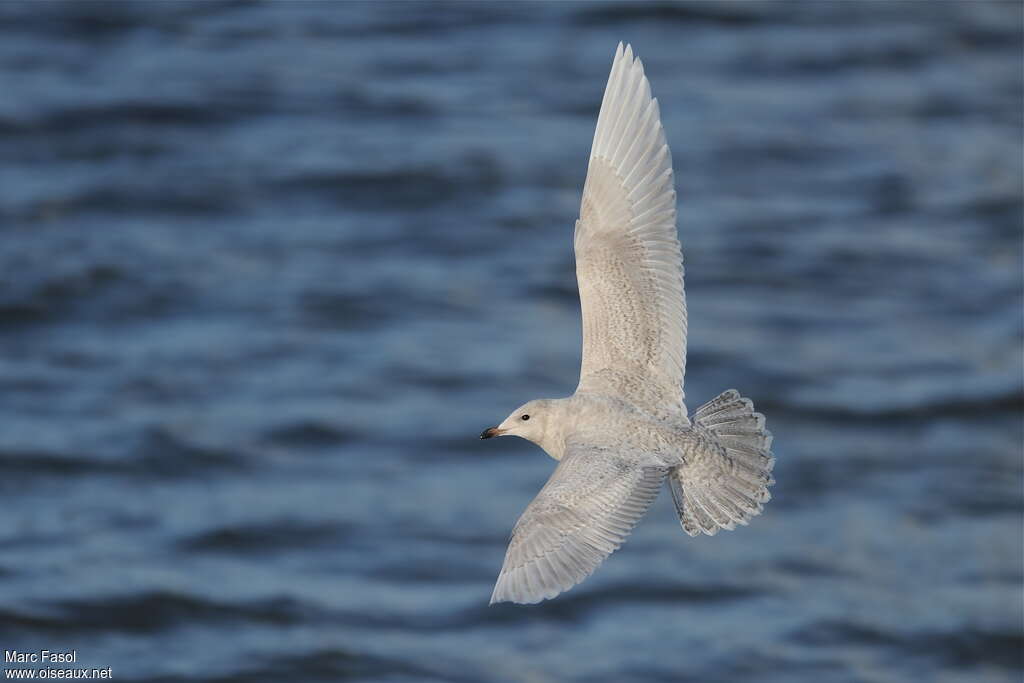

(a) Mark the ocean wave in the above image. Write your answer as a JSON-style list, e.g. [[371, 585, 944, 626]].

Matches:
[[0, 449, 124, 478], [144, 646, 457, 683], [573, 2, 778, 27], [791, 619, 1024, 672], [0, 428, 250, 481], [178, 520, 352, 555], [132, 426, 253, 477], [0, 101, 232, 138], [745, 387, 1024, 422], [271, 159, 502, 210], [260, 419, 358, 447], [0, 263, 125, 326], [0, 590, 316, 636]]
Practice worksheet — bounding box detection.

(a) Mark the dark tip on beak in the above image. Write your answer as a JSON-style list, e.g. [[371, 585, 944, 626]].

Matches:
[[480, 427, 499, 439]]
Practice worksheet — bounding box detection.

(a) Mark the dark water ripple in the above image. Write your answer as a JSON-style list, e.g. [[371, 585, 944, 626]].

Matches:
[[0, 1, 1021, 682], [792, 620, 1024, 673], [179, 520, 353, 555], [0, 592, 319, 637]]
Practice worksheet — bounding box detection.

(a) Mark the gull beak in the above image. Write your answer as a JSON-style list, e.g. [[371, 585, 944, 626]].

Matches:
[[480, 427, 504, 439]]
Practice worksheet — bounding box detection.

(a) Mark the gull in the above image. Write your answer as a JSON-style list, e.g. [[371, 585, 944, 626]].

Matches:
[[480, 43, 776, 605]]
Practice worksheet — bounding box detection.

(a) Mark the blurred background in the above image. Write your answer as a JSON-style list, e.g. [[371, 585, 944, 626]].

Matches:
[[1, 1, 1021, 681]]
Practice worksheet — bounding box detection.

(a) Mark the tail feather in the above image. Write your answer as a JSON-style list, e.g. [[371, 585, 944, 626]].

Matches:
[[669, 476, 717, 535], [692, 488, 734, 530], [671, 389, 775, 537]]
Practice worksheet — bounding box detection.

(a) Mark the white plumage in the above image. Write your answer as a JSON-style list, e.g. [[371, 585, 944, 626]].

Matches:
[[482, 43, 775, 605]]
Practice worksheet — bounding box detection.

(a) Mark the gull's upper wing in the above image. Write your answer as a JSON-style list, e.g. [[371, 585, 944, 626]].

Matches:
[[574, 43, 687, 416], [490, 439, 667, 605]]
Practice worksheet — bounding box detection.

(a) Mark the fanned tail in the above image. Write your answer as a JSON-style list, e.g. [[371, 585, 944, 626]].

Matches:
[[670, 389, 775, 536]]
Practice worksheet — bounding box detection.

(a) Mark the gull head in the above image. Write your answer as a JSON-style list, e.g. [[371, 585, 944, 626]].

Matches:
[[480, 399, 559, 450]]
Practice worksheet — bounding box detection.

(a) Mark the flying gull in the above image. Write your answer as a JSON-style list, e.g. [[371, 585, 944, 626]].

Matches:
[[480, 43, 776, 605]]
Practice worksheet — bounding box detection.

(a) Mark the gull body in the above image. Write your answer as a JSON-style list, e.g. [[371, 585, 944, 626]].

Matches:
[[486, 395, 697, 466], [481, 43, 776, 605]]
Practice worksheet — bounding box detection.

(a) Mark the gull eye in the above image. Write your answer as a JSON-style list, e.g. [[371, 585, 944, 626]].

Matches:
[[520, 414, 530, 421]]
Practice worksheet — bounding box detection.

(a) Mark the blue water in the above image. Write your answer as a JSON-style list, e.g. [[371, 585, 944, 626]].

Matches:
[[1, 2, 1021, 681]]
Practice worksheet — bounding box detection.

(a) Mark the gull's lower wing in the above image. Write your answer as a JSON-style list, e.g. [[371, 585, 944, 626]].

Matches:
[[490, 439, 667, 605], [574, 43, 687, 416]]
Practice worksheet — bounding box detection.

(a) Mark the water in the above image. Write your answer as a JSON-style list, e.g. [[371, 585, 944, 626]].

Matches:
[[1, 2, 1021, 681]]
